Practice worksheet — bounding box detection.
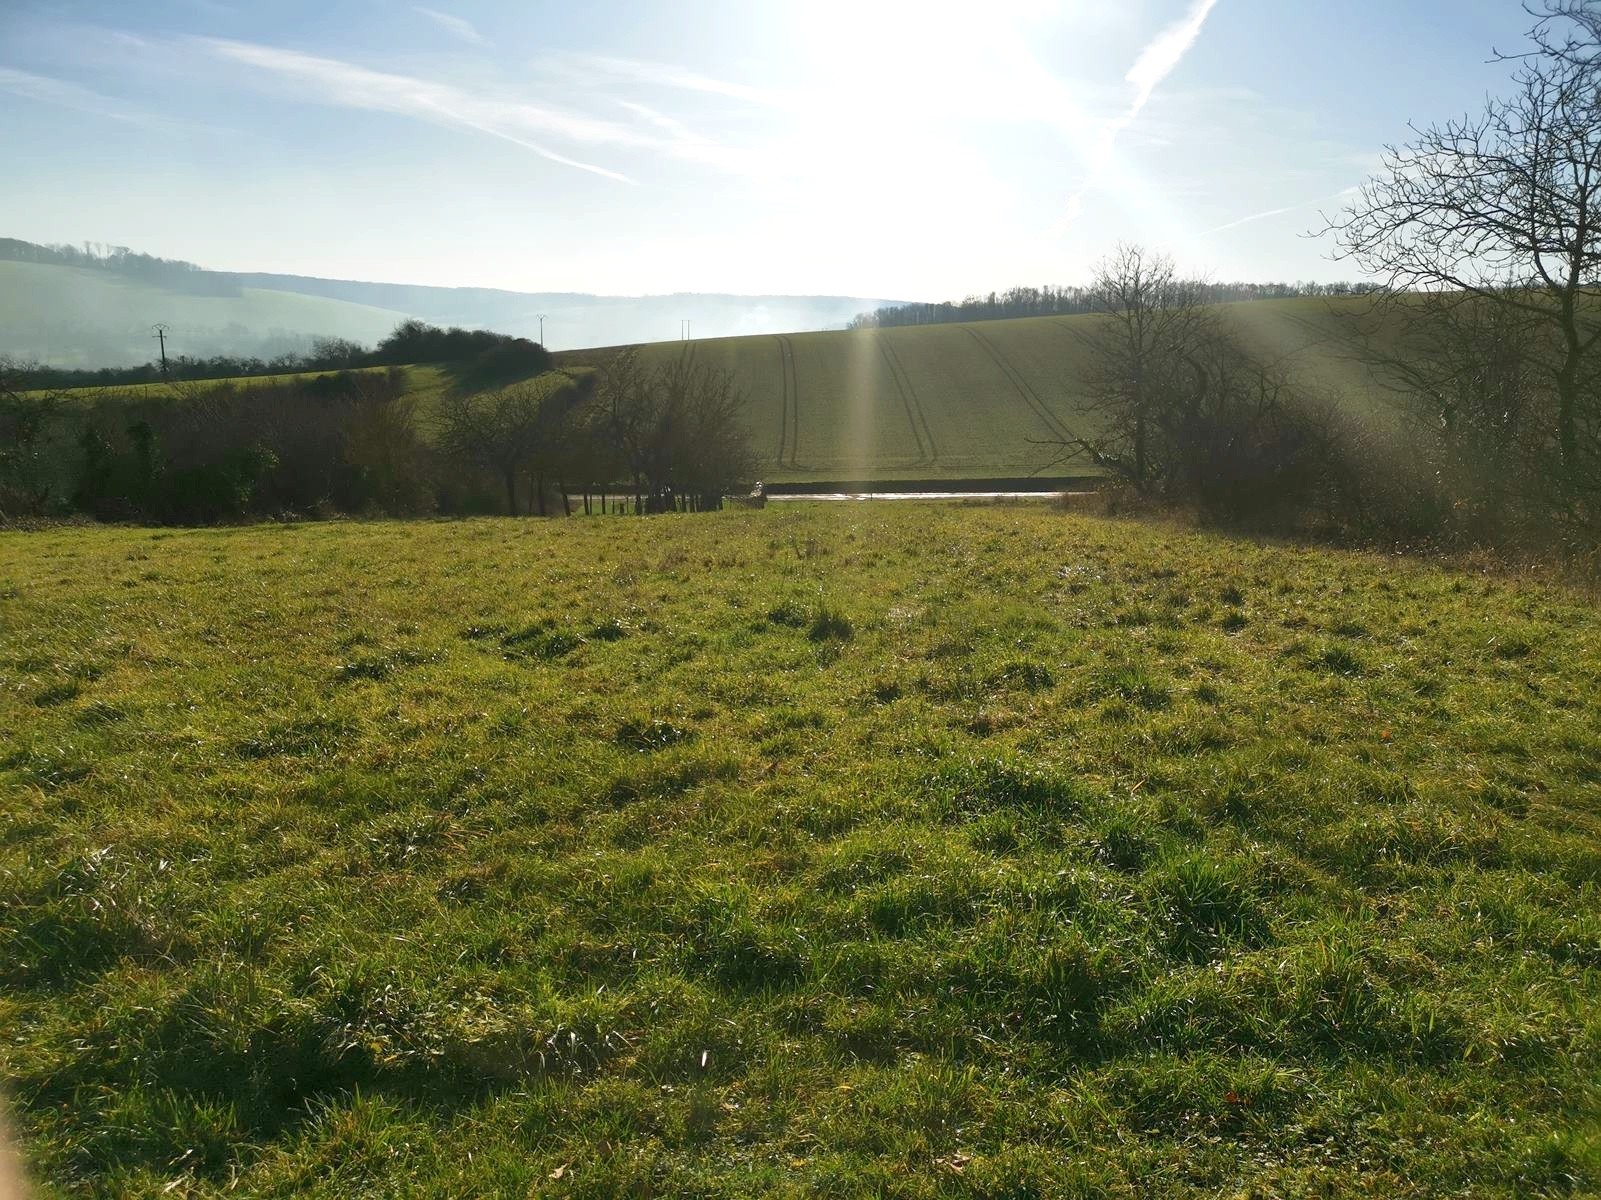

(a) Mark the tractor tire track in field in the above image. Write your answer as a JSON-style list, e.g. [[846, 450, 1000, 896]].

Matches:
[[877, 333, 936, 464], [774, 334, 790, 465], [961, 325, 1073, 443], [776, 334, 801, 467]]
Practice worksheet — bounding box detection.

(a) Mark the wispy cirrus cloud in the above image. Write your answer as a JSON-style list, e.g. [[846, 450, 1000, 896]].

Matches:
[[413, 6, 485, 47], [1198, 185, 1359, 237], [614, 99, 699, 143], [192, 37, 771, 183], [566, 54, 795, 110], [0, 65, 160, 127], [197, 37, 643, 181], [1060, 0, 1220, 226]]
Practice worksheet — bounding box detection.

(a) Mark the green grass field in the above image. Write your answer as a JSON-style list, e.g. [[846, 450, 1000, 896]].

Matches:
[[47, 364, 453, 408], [3, 505, 1598, 1196]]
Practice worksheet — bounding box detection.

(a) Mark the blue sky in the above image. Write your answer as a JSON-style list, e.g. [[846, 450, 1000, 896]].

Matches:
[[1, 0, 1533, 298]]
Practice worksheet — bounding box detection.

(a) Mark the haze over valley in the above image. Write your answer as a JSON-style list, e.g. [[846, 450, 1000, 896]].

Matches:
[[0, 237, 898, 365]]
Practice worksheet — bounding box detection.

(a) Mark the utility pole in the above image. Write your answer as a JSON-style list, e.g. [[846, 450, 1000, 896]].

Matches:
[[151, 323, 170, 376], [536, 313, 546, 345]]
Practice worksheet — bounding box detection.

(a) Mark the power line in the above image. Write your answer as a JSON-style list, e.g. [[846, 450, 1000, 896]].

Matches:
[[151, 323, 170, 376]]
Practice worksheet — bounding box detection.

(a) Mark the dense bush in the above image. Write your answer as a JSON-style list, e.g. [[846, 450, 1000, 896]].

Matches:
[[0, 363, 67, 519], [14, 345, 756, 525], [369, 320, 551, 370], [65, 371, 436, 523]]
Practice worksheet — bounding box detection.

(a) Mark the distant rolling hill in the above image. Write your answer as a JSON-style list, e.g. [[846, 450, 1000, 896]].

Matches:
[[0, 260, 409, 368], [568, 297, 1381, 483], [0, 239, 900, 367]]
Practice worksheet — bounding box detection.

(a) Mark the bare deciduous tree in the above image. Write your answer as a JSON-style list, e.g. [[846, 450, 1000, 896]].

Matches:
[[1321, 0, 1601, 525], [590, 350, 756, 513], [1039, 246, 1334, 518], [438, 378, 573, 515], [1076, 245, 1212, 492]]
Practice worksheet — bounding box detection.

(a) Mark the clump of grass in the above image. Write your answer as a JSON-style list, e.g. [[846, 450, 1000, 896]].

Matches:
[[614, 718, 694, 752], [986, 659, 1055, 692], [1089, 807, 1161, 872], [500, 625, 584, 660], [1310, 642, 1365, 676], [607, 749, 740, 804], [868, 677, 902, 704], [72, 700, 125, 727], [1146, 853, 1267, 961], [236, 716, 356, 760], [2, 745, 91, 789], [686, 889, 807, 991], [1096, 663, 1172, 710], [30, 681, 80, 708], [926, 754, 1088, 819], [1493, 634, 1534, 660], [808, 602, 853, 642], [765, 598, 809, 628], [333, 648, 432, 683]]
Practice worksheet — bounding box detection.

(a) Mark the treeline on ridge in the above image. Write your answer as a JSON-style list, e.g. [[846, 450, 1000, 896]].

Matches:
[[0, 348, 756, 524], [850, 280, 1380, 330], [0, 237, 228, 296]]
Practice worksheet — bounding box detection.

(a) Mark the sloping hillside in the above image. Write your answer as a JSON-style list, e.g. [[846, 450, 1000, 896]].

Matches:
[[48, 298, 1384, 484], [584, 298, 1381, 483], [0, 239, 900, 365]]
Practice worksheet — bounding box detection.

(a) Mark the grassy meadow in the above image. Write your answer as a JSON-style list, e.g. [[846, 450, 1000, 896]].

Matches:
[[2, 504, 1598, 1196]]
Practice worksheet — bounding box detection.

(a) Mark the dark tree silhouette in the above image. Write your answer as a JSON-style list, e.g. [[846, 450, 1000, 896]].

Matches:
[[592, 350, 757, 512], [1035, 246, 1335, 518], [1321, 0, 1601, 529]]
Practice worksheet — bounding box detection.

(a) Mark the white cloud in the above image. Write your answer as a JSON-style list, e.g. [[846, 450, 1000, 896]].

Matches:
[[1125, 0, 1220, 113], [413, 6, 485, 47], [565, 54, 795, 110], [1198, 185, 1360, 236], [1059, 0, 1220, 227], [197, 37, 641, 181], [614, 99, 699, 143], [191, 37, 778, 183]]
